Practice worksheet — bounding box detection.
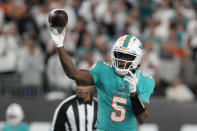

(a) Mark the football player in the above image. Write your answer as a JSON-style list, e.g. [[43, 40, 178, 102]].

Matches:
[[50, 28, 155, 131], [2, 103, 29, 131]]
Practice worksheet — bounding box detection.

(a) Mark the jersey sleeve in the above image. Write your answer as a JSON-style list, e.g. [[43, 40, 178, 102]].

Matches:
[[139, 77, 155, 104], [88, 61, 102, 86], [23, 123, 30, 131], [52, 105, 68, 131], [2, 123, 9, 131]]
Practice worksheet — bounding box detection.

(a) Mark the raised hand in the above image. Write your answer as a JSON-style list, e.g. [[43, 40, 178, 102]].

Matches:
[[49, 27, 66, 48], [123, 71, 139, 93]]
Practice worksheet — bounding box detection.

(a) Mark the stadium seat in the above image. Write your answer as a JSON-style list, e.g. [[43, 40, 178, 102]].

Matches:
[[138, 123, 159, 131], [29, 122, 51, 131]]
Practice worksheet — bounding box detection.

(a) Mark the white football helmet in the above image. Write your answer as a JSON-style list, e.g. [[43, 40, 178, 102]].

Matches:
[[6, 103, 24, 126], [111, 35, 143, 76]]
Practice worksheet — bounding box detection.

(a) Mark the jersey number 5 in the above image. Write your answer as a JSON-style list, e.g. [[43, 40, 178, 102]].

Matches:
[[110, 96, 128, 122]]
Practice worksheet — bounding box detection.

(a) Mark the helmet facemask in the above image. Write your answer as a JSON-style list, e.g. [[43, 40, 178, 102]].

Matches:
[[112, 50, 138, 76]]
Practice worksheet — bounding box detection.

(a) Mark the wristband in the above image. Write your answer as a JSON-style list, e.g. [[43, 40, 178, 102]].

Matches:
[[130, 93, 146, 116]]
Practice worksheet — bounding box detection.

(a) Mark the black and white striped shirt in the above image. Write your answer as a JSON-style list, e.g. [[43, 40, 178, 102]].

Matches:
[[52, 95, 97, 131]]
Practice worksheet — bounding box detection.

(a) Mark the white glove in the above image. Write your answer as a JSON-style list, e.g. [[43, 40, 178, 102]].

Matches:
[[123, 71, 139, 93], [49, 27, 65, 48]]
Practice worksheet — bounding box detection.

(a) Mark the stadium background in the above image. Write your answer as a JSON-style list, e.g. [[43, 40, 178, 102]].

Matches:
[[0, 0, 197, 131]]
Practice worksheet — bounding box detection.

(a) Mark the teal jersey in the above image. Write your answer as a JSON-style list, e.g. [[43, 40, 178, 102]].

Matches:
[[2, 122, 29, 131], [89, 61, 155, 131]]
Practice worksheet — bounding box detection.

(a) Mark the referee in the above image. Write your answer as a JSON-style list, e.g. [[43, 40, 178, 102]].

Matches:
[[52, 85, 97, 131]]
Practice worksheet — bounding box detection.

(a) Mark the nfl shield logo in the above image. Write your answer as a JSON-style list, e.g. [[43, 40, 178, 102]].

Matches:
[[121, 84, 125, 89]]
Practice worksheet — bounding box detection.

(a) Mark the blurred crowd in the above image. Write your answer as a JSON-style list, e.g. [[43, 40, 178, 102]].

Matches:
[[0, 0, 197, 101]]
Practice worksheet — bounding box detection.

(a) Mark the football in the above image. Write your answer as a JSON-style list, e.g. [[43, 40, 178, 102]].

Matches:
[[48, 9, 68, 28]]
